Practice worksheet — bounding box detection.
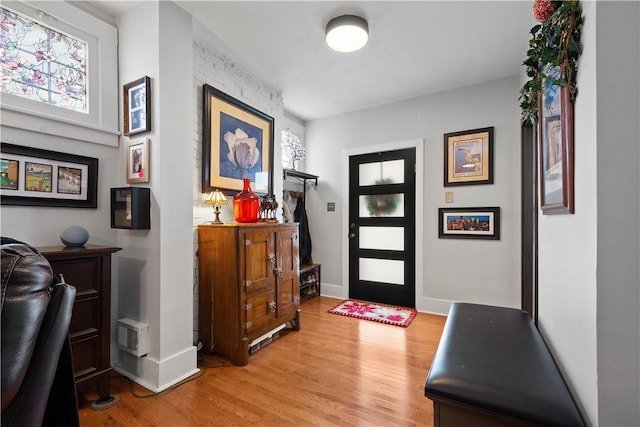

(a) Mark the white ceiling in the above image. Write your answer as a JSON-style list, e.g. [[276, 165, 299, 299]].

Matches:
[[88, 1, 536, 122]]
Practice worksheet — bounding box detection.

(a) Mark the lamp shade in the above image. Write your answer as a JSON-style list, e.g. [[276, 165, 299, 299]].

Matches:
[[204, 189, 228, 224], [204, 189, 228, 207], [325, 15, 369, 53]]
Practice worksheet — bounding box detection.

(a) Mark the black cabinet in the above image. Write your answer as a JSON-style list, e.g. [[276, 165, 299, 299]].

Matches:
[[110, 187, 150, 229]]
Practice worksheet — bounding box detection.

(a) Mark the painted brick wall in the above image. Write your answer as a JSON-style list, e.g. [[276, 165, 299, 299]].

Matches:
[[190, 39, 286, 344]]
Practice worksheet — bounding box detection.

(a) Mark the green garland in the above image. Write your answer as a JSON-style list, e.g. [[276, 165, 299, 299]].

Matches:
[[519, 0, 583, 125]]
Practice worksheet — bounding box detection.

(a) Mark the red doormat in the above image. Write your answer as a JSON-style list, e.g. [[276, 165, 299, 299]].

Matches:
[[327, 299, 417, 327]]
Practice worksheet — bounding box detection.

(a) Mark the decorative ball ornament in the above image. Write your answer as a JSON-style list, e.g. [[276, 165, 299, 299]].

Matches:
[[533, 0, 557, 22], [60, 226, 89, 247]]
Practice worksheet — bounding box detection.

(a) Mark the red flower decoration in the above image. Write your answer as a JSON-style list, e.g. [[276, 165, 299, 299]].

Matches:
[[533, 0, 556, 22]]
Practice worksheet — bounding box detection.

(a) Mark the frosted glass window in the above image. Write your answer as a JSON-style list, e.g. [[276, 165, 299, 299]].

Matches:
[[359, 194, 404, 217], [359, 227, 404, 251], [359, 258, 404, 285], [1, 7, 88, 113], [359, 160, 404, 186]]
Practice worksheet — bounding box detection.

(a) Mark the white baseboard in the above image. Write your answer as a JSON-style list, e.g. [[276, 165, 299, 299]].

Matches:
[[319, 282, 347, 300], [115, 345, 198, 393], [416, 297, 453, 316]]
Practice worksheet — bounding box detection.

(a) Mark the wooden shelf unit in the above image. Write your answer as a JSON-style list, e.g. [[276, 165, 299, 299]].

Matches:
[[300, 263, 320, 302], [283, 169, 320, 303], [283, 169, 318, 206]]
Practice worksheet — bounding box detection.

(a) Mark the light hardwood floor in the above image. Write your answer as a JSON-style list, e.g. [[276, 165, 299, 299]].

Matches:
[[78, 296, 446, 426]]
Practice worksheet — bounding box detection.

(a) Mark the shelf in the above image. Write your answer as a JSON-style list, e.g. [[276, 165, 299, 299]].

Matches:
[[283, 169, 318, 187], [300, 263, 320, 274], [299, 263, 320, 302]]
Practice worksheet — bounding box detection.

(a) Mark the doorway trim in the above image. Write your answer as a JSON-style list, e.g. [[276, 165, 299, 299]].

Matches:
[[341, 138, 424, 307]]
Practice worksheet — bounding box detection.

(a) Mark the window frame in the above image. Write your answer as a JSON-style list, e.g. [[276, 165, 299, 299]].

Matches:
[[1, 1, 119, 146]]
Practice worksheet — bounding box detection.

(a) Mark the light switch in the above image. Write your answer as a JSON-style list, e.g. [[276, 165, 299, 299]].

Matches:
[[445, 192, 453, 203], [327, 202, 336, 212]]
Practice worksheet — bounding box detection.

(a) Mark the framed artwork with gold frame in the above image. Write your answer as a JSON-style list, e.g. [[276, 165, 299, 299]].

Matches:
[[202, 84, 274, 195], [444, 127, 494, 186]]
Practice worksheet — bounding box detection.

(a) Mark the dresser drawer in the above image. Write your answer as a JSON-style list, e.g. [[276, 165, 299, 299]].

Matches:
[[70, 296, 99, 337], [72, 336, 99, 377], [47, 258, 102, 295]]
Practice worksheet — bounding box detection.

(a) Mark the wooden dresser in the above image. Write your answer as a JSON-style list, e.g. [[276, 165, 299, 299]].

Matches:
[[198, 223, 301, 366], [38, 245, 121, 403]]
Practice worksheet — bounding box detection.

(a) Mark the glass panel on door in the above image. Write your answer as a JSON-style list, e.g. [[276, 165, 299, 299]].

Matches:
[[359, 258, 405, 286], [359, 226, 404, 251], [359, 159, 405, 186]]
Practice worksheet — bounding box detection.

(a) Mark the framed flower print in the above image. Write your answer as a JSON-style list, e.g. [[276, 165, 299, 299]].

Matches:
[[201, 84, 274, 195]]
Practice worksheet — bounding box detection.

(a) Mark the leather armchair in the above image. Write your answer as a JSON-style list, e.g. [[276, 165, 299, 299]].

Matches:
[[1, 238, 79, 427]]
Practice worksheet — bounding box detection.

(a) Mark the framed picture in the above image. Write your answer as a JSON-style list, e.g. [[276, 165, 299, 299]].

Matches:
[[126, 138, 150, 184], [123, 76, 151, 136], [438, 207, 501, 240], [202, 84, 274, 194], [538, 65, 574, 214], [444, 127, 494, 186], [0, 143, 98, 208]]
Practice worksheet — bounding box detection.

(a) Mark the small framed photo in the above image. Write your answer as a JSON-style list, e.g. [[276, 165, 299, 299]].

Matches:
[[538, 65, 574, 215], [438, 207, 501, 240], [123, 76, 151, 136], [126, 138, 150, 184], [444, 127, 494, 186]]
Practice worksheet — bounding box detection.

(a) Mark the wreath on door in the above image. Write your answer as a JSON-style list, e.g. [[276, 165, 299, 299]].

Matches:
[[365, 179, 400, 217]]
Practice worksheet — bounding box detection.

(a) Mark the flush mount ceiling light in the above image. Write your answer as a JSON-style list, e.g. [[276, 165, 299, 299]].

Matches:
[[325, 14, 369, 53]]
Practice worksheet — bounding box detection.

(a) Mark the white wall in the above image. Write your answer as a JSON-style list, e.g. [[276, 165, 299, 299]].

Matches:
[[305, 76, 522, 314], [0, 1, 121, 374], [594, 4, 640, 425], [1, 0, 198, 394], [538, 2, 640, 425], [537, 2, 598, 423], [114, 1, 197, 392], [0, 1, 119, 246]]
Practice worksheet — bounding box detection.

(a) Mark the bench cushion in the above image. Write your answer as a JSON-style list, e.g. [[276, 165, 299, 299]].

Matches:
[[425, 303, 584, 427]]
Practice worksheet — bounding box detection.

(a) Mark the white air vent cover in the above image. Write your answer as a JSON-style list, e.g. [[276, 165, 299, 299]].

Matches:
[[117, 318, 149, 357]]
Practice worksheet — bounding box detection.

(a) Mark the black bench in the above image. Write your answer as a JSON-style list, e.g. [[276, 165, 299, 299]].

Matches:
[[425, 303, 585, 427]]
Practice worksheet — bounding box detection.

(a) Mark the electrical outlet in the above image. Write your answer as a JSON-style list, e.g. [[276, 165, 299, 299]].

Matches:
[[327, 202, 336, 212], [445, 192, 454, 203]]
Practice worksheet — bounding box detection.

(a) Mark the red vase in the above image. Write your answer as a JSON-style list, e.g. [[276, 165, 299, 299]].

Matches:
[[233, 178, 260, 223]]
